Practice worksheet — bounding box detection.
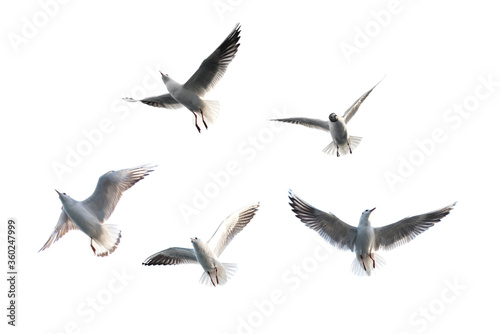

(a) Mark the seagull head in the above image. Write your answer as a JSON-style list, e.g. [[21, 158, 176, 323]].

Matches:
[[190, 237, 199, 245], [328, 113, 338, 122], [159, 71, 170, 83], [55, 189, 70, 201], [361, 207, 376, 220]]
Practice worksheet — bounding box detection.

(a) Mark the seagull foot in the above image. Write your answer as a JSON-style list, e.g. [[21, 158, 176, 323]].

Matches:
[[90, 239, 96, 254], [200, 109, 208, 130], [360, 255, 367, 271], [192, 112, 201, 133], [215, 267, 219, 284], [208, 272, 216, 287], [369, 253, 375, 268]]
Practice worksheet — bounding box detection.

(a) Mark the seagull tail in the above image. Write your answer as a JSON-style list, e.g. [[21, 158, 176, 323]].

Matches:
[[351, 253, 385, 276], [349, 136, 362, 151], [322, 136, 363, 156], [91, 224, 121, 257], [199, 100, 220, 126], [199, 263, 237, 287]]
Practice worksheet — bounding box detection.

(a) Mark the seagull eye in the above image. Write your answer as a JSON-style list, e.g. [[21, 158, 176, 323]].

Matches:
[[63, 193, 66, 195]]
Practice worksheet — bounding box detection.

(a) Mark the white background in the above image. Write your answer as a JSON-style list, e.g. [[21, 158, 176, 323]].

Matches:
[[2, 0, 499, 333]]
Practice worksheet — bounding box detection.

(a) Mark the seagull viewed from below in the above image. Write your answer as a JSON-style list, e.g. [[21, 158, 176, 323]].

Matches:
[[288, 190, 456, 276], [40, 164, 156, 257], [271, 79, 382, 156], [123, 24, 241, 133], [143, 203, 259, 286]]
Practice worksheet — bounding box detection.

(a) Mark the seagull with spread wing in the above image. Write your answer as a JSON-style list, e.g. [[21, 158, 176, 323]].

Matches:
[[143, 203, 259, 286], [123, 24, 241, 133], [272, 79, 381, 156], [288, 190, 456, 275], [39, 164, 156, 257]]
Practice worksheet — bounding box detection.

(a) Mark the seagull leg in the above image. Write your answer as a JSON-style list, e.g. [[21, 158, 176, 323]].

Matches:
[[90, 239, 96, 255], [347, 140, 353, 154], [207, 272, 216, 287], [199, 109, 208, 130], [360, 255, 367, 271], [369, 253, 375, 268], [336, 145, 340, 157], [215, 266, 219, 284], [191, 111, 201, 133]]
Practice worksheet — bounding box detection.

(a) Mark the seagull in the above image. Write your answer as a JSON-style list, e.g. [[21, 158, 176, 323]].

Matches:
[[123, 24, 241, 133], [40, 164, 156, 257], [288, 190, 456, 276], [143, 203, 259, 286], [271, 79, 382, 156]]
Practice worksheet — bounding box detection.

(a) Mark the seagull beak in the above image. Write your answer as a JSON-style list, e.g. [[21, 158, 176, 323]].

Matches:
[[159, 71, 164, 76], [55, 189, 61, 195], [370, 207, 376, 212], [190, 238, 195, 242]]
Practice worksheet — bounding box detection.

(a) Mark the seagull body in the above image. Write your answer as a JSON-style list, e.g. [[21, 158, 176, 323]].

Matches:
[[124, 24, 241, 132], [272, 80, 381, 156], [40, 164, 155, 257], [143, 203, 259, 286], [288, 191, 456, 276]]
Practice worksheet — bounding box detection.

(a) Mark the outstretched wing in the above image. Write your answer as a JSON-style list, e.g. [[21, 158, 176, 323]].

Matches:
[[271, 118, 329, 132], [122, 95, 182, 110], [184, 24, 241, 96], [39, 210, 80, 252], [207, 203, 260, 257], [82, 164, 156, 223], [342, 78, 383, 124], [142, 247, 198, 266], [374, 202, 456, 250], [288, 190, 357, 251]]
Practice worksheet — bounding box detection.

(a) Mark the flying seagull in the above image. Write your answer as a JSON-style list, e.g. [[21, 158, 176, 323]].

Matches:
[[143, 203, 259, 286], [40, 164, 156, 257], [123, 24, 241, 133], [288, 190, 456, 275], [271, 79, 381, 156]]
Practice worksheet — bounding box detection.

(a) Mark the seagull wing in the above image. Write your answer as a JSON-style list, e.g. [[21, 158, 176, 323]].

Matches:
[[288, 190, 357, 251], [82, 164, 156, 223], [123, 94, 182, 110], [142, 247, 198, 265], [271, 118, 329, 132], [39, 210, 80, 252], [374, 202, 456, 250], [183, 23, 241, 96], [342, 78, 382, 124], [207, 203, 260, 257]]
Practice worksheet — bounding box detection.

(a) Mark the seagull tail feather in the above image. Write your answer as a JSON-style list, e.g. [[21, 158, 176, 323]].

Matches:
[[91, 224, 121, 257], [199, 262, 237, 287], [198, 100, 220, 126], [351, 253, 385, 276]]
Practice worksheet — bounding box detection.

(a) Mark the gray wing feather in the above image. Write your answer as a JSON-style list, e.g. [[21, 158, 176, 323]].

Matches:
[[39, 210, 80, 252], [122, 95, 182, 110], [374, 202, 456, 250], [271, 118, 329, 132], [183, 23, 241, 96], [142, 247, 198, 266], [288, 190, 357, 251], [82, 164, 156, 223], [207, 203, 260, 257], [342, 78, 382, 124]]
